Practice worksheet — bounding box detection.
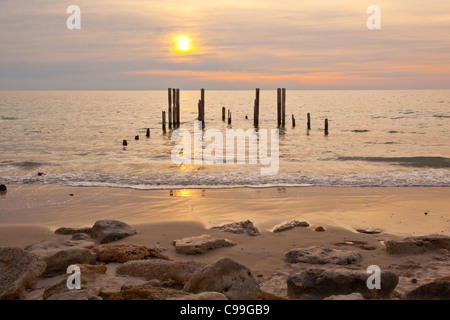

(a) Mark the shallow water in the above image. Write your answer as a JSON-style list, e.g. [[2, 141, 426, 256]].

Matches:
[[0, 90, 449, 188]]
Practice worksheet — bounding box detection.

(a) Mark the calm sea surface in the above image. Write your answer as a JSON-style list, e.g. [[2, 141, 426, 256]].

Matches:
[[0, 90, 449, 189]]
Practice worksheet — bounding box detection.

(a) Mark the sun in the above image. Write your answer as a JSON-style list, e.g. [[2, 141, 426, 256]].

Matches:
[[175, 35, 191, 53]]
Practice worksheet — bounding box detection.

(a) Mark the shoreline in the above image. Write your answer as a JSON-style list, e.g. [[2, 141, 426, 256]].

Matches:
[[1, 183, 448, 299]]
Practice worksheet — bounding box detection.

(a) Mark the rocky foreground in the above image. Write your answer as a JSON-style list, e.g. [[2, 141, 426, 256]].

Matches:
[[0, 219, 449, 300]]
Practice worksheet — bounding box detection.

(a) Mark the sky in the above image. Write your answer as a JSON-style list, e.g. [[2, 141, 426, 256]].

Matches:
[[0, 0, 449, 90]]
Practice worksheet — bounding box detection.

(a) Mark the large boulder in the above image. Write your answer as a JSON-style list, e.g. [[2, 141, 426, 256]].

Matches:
[[287, 268, 398, 299], [211, 220, 260, 236], [116, 259, 205, 285], [24, 238, 96, 276], [0, 247, 46, 300], [184, 258, 261, 300], [90, 220, 137, 244], [273, 220, 309, 233], [55, 227, 92, 236], [284, 246, 363, 265], [385, 234, 450, 254], [92, 244, 169, 263], [173, 235, 236, 255], [403, 280, 450, 300]]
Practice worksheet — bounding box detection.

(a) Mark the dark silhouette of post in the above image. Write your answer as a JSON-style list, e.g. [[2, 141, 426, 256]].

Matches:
[[228, 109, 232, 125], [172, 89, 176, 128], [292, 114, 296, 127], [146, 128, 150, 138], [200, 88, 205, 127], [122, 140, 128, 146], [307, 112, 311, 130], [325, 118, 329, 135], [176, 89, 180, 127], [277, 88, 281, 127], [168, 88, 172, 129], [281, 88, 286, 127], [254, 88, 260, 128], [162, 111, 166, 133], [222, 107, 226, 122]]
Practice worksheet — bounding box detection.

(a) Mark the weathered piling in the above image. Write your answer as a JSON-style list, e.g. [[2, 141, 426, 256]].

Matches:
[[135, 135, 139, 140], [228, 109, 232, 125], [222, 107, 226, 122], [325, 118, 329, 135], [162, 111, 166, 133], [122, 140, 128, 146], [168, 88, 172, 129], [146, 128, 150, 138], [307, 112, 311, 130], [281, 88, 286, 127], [176, 88, 180, 127], [292, 114, 296, 127], [276, 88, 280, 127], [254, 88, 260, 128], [200, 88, 205, 127], [172, 88, 176, 127]]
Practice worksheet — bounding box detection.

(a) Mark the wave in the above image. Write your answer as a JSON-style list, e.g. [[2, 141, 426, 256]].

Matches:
[[2, 168, 449, 189], [337, 156, 450, 168]]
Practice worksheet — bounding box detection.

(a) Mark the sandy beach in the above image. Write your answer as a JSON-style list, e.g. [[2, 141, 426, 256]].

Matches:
[[1, 184, 449, 300]]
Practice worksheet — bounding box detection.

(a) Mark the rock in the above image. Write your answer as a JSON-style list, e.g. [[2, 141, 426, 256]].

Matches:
[[356, 228, 382, 234], [324, 293, 365, 300], [184, 258, 261, 300], [403, 280, 450, 300], [273, 221, 309, 233], [43, 264, 107, 300], [287, 268, 398, 299], [284, 246, 362, 265], [47, 289, 102, 300], [116, 259, 205, 285], [315, 226, 326, 232], [173, 235, 236, 255], [24, 238, 96, 276], [110, 283, 189, 300], [72, 233, 89, 241], [385, 234, 450, 254], [0, 247, 46, 300], [211, 220, 260, 236], [92, 244, 170, 263], [170, 292, 228, 300], [55, 227, 92, 236], [0, 184, 7, 192], [90, 220, 137, 244]]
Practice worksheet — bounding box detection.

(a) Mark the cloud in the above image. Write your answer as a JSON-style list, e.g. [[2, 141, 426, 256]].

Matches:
[[0, 0, 449, 89]]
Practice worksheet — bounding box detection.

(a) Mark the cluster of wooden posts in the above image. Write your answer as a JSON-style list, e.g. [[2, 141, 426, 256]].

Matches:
[[161, 88, 329, 135], [162, 88, 181, 133]]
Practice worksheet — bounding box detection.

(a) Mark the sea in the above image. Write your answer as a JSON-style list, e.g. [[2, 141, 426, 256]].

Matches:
[[0, 90, 449, 189]]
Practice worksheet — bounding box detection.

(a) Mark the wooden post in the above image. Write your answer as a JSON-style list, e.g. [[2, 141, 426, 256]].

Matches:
[[200, 88, 205, 127], [292, 114, 296, 127], [222, 107, 226, 122], [325, 118, 329, 135], [172, 89, 176, 127], [168, 88, 172, 129], [198, 99, 202, 121], [146, 128, 150, 138], [162, 111, 166, 133], [277, 88, 281, 127], [122, 140, 128, 146], [307, 112, 311, 130], [228, 109, 232, 125], [281, 88, 286, 127], [176, 89, 180, 127], [254, 88, 260, 128]]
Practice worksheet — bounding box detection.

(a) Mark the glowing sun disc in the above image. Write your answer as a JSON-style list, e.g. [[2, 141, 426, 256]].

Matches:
[[176, 36, 191, 51]]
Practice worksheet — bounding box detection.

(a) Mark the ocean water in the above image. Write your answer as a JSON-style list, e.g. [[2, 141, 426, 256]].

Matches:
[[0, 90, 449, 189]]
